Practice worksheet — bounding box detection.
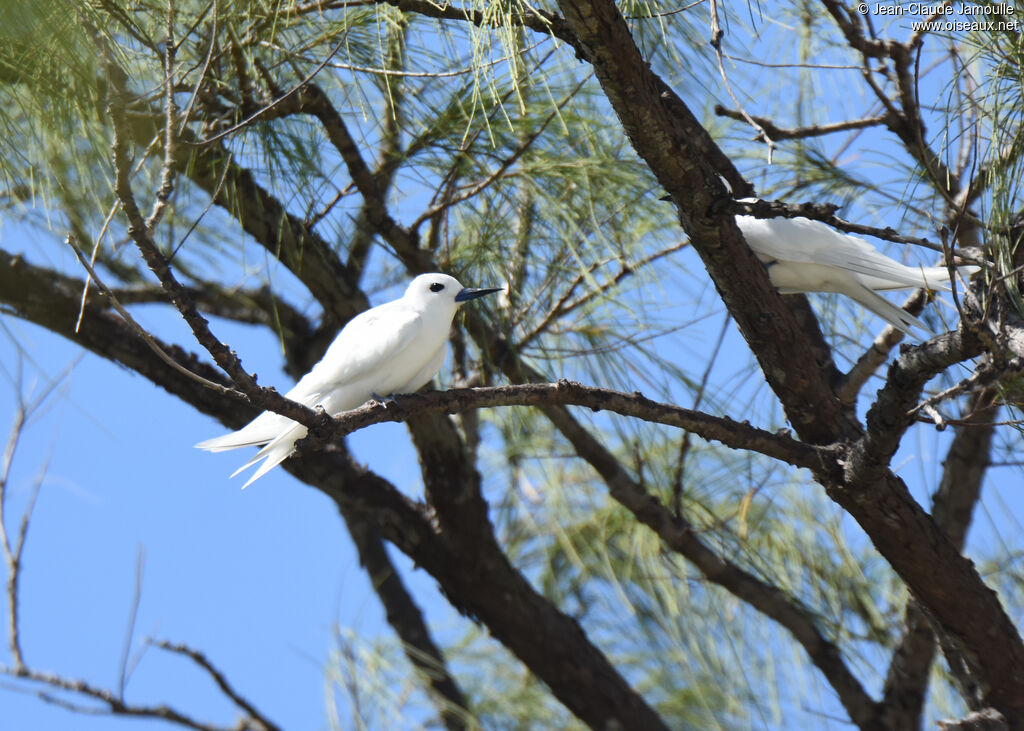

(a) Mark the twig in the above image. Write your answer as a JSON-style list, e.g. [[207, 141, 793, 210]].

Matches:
[[74, 201, 121, 333], [0, 407, 28, 670], [66, 234, 244, 398], [0, 367, 66, 671], [519, 241, 689, 349], [708, 0, 775, 161], [713, 104, 891, 142], [117, 547, 146, 700], [177, 0, 218, 135], [0, 664, 239, 731], [94, 29, 330, 434], [839, 289, 925, 405], [409, 73, 592, 233], [908, 359, 1020, 421], [189, 33, 348, 147], [145, 0, 179, 232], [672, 311, 731, 517], [154, 641, 282, 731]]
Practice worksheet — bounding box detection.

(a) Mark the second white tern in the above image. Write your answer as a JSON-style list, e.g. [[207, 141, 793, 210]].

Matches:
[[733, 199, 978, 334], [196, 273, 502, 487]]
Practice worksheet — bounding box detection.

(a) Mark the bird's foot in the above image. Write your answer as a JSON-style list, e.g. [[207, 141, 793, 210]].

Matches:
[[370, 392, 397, 408]]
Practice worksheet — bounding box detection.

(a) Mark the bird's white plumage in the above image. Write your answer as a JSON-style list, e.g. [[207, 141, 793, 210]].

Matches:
[[196, 273, 499, 486], [734, 201, 978, 334]]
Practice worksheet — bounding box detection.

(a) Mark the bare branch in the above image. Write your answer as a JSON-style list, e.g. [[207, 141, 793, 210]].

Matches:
[[709, 1, 776, 161], [1, 664, 245, 731], [66, 234, 245, 398], [325, 381, 824, 469], [154, 641, 281, 731], [144, 0, 179, 232], [714, 104, 892, 141], [839, 290, 929, 405]]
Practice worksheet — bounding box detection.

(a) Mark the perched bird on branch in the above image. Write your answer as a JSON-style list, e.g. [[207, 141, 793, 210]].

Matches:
[[734, 205, 977, 335], [663, 194, 978, 334], [196, 273, 502, 486]]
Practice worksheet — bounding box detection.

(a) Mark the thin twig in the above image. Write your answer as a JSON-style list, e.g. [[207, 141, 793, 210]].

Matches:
[[409, 74, 592, 233], [74, 202, 121, 333], [709, 0, 775, 161], [714, 104, 891, 142], [672, 311, 731, 518], [117, 547, 146, 700], [0, 664, 239, 731], [145, 0, 179, 233], [154, 641, 282, 731], [66, 234, 244, 398], [189, 34, 347, 147]]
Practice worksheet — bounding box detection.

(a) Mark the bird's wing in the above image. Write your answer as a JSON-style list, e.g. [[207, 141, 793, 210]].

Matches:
[[196, 303, 425, 455], [737, 216, 946, 289], [287, 302, 425, 405]]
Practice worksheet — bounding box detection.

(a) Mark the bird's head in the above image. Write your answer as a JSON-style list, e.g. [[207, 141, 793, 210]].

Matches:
[[404, 273, 502, 314]]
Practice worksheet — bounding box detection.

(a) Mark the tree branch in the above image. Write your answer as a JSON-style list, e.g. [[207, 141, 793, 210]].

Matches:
[[153, 641, 281, 731], [328, 382, 823, 469], [98, 32, 337, 442], [403, 409, 671, 731], [338, 508, 471, 730], [714, 103, 892, 141], [881, 387, 998, 728]]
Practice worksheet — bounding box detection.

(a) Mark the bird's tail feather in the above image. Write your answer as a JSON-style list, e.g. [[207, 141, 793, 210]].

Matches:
[[194, 411, 295, 452], [858, 264, 979, 292], [840, 281, 927, 335], [239, 447, 295, 488], [230, 422, 308, 488]]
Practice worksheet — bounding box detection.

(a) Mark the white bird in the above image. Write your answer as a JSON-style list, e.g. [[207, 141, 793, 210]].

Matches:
[[734, 201, 978, 334], [196, 273, 502, 486]]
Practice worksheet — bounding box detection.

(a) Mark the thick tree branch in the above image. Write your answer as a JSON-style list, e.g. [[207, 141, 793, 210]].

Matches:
[[405, 410, 671, 731], [336, 509, 471, 731], [283, 439, 671, 731], [859, 330, 983, 474], [105, 44, 673, 730], [881, 388, 998, 728], [550, 0, 1024, 722], [0, 249, 242, 417], [829, 331, 1024, 717]]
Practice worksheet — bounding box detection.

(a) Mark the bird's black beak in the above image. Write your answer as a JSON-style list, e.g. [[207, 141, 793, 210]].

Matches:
[[659, 193, 672, 201], [455, 286, 503, 303]]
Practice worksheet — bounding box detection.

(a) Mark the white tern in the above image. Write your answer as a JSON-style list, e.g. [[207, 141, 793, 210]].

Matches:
[[734, 200, 978, 334], [196, 273, 502, 486]]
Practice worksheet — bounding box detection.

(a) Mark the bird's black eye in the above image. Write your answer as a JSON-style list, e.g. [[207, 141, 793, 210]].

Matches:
[[429, 282, 445, 292]]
